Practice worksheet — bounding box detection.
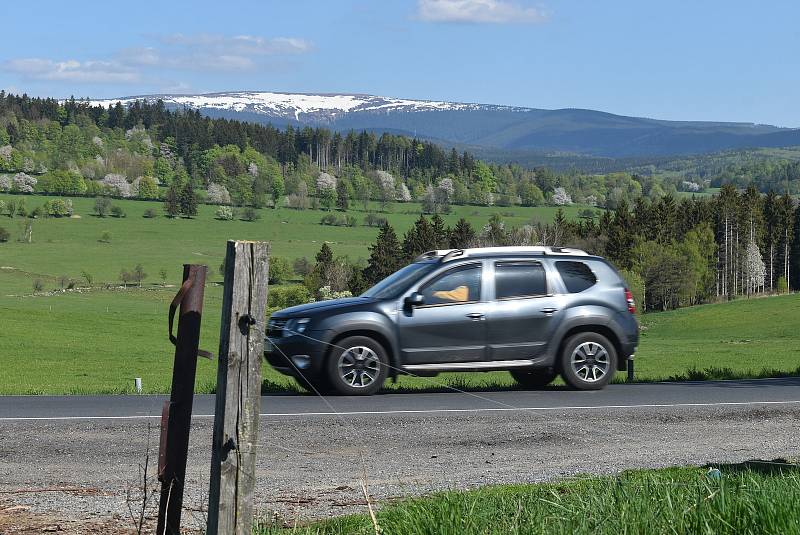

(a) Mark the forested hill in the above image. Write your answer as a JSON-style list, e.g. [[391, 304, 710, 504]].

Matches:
[[1, 91, 799, 210], [86, 91, 800, 158]]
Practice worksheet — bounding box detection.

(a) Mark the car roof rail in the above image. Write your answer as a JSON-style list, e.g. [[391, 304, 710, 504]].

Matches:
[[415, 246, 589, 262]]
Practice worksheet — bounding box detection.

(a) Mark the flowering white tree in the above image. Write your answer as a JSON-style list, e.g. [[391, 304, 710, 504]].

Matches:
[[12, 173, 37, 193], [207, 183, 232, 205], [0, 145, 12, 161], [101, 173, 131, 198], [0, 175, 10, 192], [745, 239, 766, 294], [316, 172, 337, 192], [375, 170, 395, 208], [248, 162, 259, 177], [396, 182, 412, 202], [552, 187, 573, 206]]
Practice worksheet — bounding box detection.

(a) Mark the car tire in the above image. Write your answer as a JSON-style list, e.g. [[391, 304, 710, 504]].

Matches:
[[510, 368, 558, 389], [325, 336, 389, 395], [560, 332, 617, 390]]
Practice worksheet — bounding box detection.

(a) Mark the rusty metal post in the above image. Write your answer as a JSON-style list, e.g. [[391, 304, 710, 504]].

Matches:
[[157, 264, 207, 535]]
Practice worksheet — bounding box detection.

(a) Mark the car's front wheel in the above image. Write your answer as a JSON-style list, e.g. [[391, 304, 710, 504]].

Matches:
[[510, 368, 558, 389], [560, 332, 617, 390], [325, 336, 389, 395]]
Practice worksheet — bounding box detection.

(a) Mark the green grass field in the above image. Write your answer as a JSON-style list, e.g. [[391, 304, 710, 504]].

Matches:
[[0, 193, 798, 394], [256, 464, 800, 534]]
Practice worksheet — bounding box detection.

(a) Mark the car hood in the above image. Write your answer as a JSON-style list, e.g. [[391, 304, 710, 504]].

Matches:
[[273, 297, 375, 318]]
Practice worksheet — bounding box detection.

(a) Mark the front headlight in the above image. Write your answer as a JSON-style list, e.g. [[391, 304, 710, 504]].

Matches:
[[285, 318, 311, 335]]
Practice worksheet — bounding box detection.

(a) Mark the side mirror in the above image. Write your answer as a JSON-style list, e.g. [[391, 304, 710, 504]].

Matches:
[[405, 292, 424, 307]]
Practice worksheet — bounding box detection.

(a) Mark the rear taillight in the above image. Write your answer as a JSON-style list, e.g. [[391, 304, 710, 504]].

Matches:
[[624, 288, 636, 314]]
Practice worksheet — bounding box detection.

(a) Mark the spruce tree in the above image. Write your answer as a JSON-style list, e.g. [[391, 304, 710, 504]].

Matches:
[[364, 222, 402, 285], [163, 181, 180, 218], [336, 179, 349, 211], [449, 218, 476, 249], [430, 214, 449, 248], [402, 215, 436, 261], [179, 180, 198, 218], [315, 242, 334, 271]]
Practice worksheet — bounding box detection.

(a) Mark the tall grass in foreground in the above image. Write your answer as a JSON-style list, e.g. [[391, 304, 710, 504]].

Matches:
[[256, 466, 800, 534]]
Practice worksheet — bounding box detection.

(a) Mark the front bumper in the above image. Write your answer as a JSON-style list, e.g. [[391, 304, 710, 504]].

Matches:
[[264, 329, 330, 378]]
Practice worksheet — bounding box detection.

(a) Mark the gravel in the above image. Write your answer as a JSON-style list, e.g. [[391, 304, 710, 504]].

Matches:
[[1, 404, 798, 532]]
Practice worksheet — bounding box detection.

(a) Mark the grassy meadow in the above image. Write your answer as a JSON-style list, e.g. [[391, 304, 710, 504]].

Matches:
[[0, 193, 798, 394], [256, 464, 800, 534]]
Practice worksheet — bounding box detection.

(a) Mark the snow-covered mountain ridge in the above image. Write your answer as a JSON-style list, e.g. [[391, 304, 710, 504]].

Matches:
[[87, 91, 526, 122]]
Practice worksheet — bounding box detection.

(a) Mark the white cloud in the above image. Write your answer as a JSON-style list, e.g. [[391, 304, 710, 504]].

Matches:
[[4, 58, 139, 83], [1, 32, 314, 85], [418, 0, 547, 23]]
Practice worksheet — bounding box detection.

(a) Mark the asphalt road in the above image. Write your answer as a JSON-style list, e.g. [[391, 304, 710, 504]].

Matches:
[[2, 377, 800, 420], [1, 378, 800, 532]]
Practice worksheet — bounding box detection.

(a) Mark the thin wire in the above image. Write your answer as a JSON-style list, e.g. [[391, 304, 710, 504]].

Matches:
[[276, 328, 522, 410]]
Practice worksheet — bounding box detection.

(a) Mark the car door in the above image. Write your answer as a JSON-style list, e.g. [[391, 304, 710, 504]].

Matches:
[[485, 260, 564, 361], [398, 262, 487, 364]]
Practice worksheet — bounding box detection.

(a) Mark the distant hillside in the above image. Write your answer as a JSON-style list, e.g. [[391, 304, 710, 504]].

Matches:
[[87, 91, 800, 158]]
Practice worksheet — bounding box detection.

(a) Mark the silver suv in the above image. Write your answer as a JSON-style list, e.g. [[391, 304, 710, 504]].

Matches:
[[266, 246, 639, 395]]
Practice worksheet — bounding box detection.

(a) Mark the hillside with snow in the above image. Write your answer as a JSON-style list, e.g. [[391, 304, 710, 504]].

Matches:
[[86, 91, 800, 158]]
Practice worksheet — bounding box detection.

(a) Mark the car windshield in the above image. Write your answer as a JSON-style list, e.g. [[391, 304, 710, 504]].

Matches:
[[361, 261, 439, 299]]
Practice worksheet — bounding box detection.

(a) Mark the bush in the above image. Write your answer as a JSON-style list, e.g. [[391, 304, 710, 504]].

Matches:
[[364, 213, 388, 227], [241, 206, 260, 222], [110, 205, 126, 218], [320, 213, 338, 226], [268, 285, 312, 309], [94, 197, 112, 217], [777, 276, 789, 294], [143, 208, 157, 218], [293, 257, 312, 277], [0, 226, 8, 242], [215, 206, 235, 220], [268, 257, 292, 284], [31, 206, 43, 219], [99, 231, 111, 243]]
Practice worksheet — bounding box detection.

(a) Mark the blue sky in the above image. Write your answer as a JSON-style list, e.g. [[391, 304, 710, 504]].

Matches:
[[2, 0, 798, 126]]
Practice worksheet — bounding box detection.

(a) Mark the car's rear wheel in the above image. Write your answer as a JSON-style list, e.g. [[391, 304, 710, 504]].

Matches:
[[560, 332, 617, 390], [325, 336, 389, 395], [510, 368, 558, 389]]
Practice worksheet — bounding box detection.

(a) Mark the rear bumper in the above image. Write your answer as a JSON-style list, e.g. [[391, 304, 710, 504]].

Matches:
[[264, 330, 330, 378], [615, 312, 639, 368]]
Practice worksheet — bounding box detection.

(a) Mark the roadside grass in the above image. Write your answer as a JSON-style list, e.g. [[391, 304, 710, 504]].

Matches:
[[0, 289, 798, 395], [1, 191, 799, 394], [255, 464, 800, 534]]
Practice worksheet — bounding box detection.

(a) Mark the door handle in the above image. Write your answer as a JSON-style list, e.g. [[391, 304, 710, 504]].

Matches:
[[466, 312, 485, 321], [541, 308, 558, 315]]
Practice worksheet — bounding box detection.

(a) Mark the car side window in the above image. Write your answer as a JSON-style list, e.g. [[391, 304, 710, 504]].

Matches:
[[495, 261, 547, 299], [419, 264, 482, 306], [556, 261, 597, 293]]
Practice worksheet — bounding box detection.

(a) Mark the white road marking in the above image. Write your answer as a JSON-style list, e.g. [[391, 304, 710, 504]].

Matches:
[[1, 399, 799, 421]]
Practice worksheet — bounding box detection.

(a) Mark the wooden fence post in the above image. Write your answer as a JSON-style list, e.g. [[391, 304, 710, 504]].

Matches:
[[156, 264, 207, 535], [207, 241, 270, 534]]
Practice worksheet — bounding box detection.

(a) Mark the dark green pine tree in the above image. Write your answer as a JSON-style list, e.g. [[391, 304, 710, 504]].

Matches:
[[179, 180, 198, 218], [163, 181, 181, 218], [402, 215, 437, 261], [315, 242, 334, 271], [449, 218, 476, 249], [430, 214, 449, 248], [364, 222, 403, 285], [605, 200, 635, 270], [336, 179, 349, 211]]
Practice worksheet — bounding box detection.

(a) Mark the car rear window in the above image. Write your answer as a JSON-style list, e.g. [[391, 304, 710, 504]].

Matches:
[[495, 261, 547, 299], [556, 261, 597, 293]]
